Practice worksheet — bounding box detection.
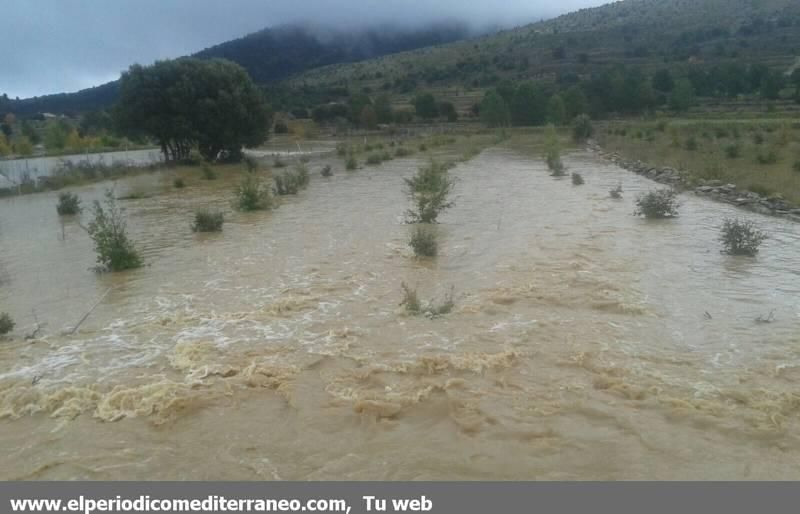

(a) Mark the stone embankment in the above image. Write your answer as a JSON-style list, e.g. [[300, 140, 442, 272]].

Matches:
[[588, 141, 800, 222]]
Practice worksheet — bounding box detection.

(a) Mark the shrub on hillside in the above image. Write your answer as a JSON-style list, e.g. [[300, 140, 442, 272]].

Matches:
[[87, 190, 143, 271], [720, 218, 766, 256], [634, 188, 680, 219], [56, 192, 82, 215]]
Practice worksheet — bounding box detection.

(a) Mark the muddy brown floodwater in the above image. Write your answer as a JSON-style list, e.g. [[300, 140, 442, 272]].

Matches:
[[0, 142, 798, 480]]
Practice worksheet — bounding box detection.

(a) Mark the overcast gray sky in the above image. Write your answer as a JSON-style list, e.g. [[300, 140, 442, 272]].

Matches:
[[1, 0, 606, 99]]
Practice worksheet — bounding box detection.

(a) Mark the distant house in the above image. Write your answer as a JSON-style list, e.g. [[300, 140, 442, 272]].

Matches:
[[42, 113, 58, 119]]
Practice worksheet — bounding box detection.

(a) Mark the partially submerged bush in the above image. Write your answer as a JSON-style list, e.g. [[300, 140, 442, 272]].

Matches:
[[336, 143, 349, 156], [201, 164, 217, 180], [404, 161, 456, 223], [192, 209, 224, 232], [173, 178, 186, 188], [571, 172, 585, 185], [572, 114, 594, 142], [756, 150, 778, 165], [400, 283, 455, 317], [345, 154, 358, 170], [609, 184, 623, 199], [320, 165, 333, 177], [56, 192, 82, 215], [395, 147, 414, 157], [366, 153, 384, 165], [273, 156, 287, 168], [409, 225, 437, 257], [244, 156, 259, 173], [273, 164, 310, 195], [634, 188, 680, 218], [794, 160, 800, 173], [685, 137, 698, 151], [236, 175, 272, 211], [0, 312, 14, 335], [87, 190, 143, 272], [544, 126, 565, 176], [720, 218, 766, 256]]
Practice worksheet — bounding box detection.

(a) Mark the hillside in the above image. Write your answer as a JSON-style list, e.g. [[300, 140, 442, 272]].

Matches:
[[4, 22, 474, 116], [288, 0, 800, 113]]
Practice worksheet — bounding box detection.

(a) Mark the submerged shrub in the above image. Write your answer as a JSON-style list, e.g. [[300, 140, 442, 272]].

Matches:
[[544, 125, 565, 176], [273, 164, 310, 195], [320, 165, 333, 177], [572, 114, 594, 142], [192, 209, 224, 232], [236, 175, 272, 211], [634, 188, 680, 219], [173, 178, 186, 188], [201, 164, 217, 180], [404, 160, 456, 223], [685, 136, 698, 151], [56, 192, 82, 215], [400, 282, 422, 314], [244, 156, 259, 173], [87, 190, 143, 272], [273, 156, 287, 168], [720, 218, 766, 256], [336, 143, 349, 157], [345, 154, 358, 170], [400, 283, 455, 317], [366, 153, 383, 165], [395, 147, 414, 157], [571, 172, 585, 185], [0, 313, 13, 335], [409, 225, 437, 257], [793, 160, 800, 173]]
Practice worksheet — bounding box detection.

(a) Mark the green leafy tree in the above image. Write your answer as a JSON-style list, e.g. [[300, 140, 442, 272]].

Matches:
[[45, 120, 70, 150], [547, 94, 567, 125], [115, 58, 271, 162], [669, 79, 696, 112], [562, 85, 588, 119], [510, 82, 548, 126], [480, 90, 510, 128], [438, 101, 458, 122], [652, 69, 675, 92], [373, 94, 393, 124], [413, 93, 439, 120]]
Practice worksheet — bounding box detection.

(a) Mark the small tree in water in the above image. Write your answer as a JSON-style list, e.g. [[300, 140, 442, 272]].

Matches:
[[634, 188, 680, 219], [87, 190, 143, 271], [544, 125, 566, 176], [720, 218, 766, 256], [0, 312, 14, 336], [405, 160, 456, 223]]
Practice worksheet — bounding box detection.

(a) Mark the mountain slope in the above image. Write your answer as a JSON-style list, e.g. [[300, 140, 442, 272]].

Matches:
[[289, 0, 800, 94], [5, 22, 474, 116]]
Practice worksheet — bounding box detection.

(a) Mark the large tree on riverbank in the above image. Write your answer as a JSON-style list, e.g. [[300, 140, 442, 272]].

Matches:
[[115, 58, 271, 162]]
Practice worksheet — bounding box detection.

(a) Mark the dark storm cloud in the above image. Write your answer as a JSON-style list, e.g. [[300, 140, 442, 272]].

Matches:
[[1, 0, 604, 98]]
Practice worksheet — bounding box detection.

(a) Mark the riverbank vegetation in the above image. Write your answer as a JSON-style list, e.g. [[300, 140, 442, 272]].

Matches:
[[235, 174, 272, 211], [409, 225, 438, 257], [597, 119, 800, 205]]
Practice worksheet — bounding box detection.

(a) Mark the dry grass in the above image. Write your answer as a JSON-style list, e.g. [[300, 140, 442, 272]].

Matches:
[[597, 119, 800, 204]]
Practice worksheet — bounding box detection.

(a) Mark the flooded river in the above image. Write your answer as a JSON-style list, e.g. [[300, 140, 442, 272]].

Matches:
[[0, 141, 798, 479]]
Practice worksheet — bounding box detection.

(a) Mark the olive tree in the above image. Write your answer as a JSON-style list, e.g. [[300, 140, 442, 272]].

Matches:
[[115, 58, 271, 162]]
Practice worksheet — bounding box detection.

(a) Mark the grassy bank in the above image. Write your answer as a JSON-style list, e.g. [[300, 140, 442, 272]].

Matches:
[[595, 118, 800, 205]]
